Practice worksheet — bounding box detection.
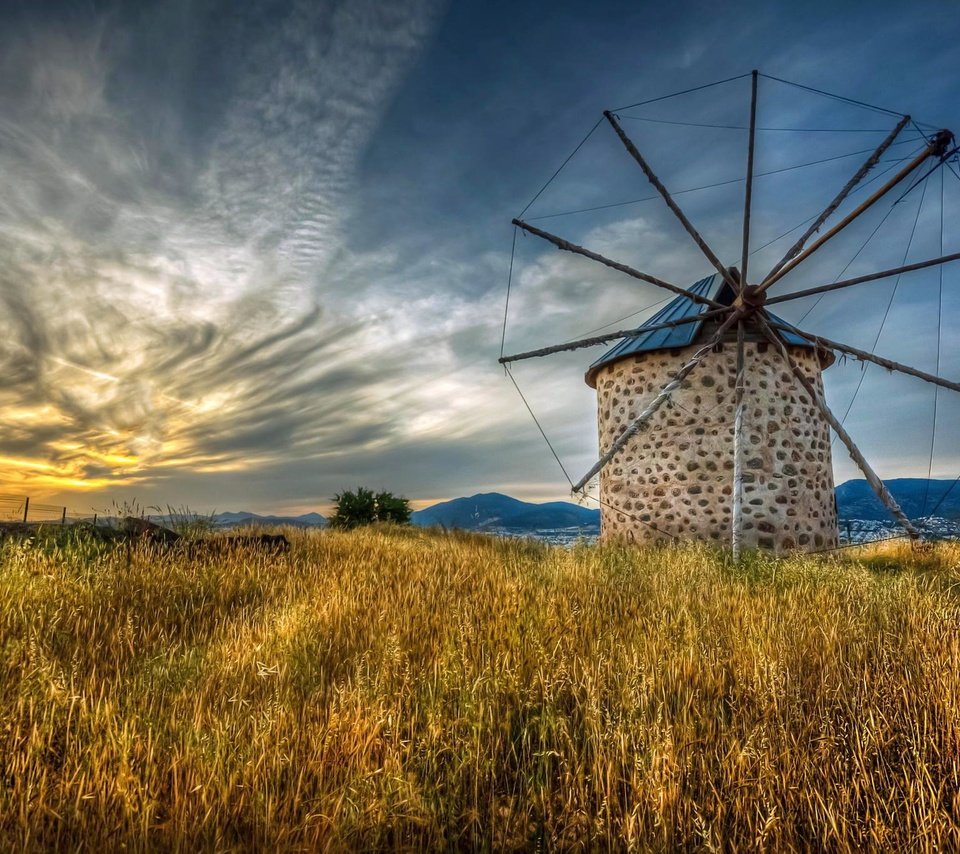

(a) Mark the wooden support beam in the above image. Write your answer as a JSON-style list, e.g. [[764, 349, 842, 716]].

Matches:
[[731, 320, 746, 561], [765, 251, 960, 306], [759, 129, 955, 292], [498, 307, 728, 364], [573, 310, 742, 492], [756, 314, 919, 540], [512, 218, 725, 309], [740, 71, 759, 288], [763, 115, 911, 282], [767, 318, 960, 394], [603, 110, 743, 295]]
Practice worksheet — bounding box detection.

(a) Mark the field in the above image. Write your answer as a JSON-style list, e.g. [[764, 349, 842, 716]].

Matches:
[[1, 527, 958, 850]]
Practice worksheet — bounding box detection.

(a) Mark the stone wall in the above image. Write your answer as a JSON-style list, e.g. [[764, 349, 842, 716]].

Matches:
[[592, 339, 838, 552]]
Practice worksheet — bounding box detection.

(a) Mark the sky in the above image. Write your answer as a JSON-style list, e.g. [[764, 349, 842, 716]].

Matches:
[[1, 0, 959, 516]]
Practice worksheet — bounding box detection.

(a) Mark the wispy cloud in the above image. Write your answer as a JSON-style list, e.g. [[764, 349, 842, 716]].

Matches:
[[0, 0, 446, 506]]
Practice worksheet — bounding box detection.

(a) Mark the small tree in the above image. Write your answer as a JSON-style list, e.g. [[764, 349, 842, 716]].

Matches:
[[330, 487, 411, 529], [374, 491, 412, 525]]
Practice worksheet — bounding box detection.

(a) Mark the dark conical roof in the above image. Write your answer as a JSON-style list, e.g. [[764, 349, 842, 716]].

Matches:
[[584, 273, 827, 387]]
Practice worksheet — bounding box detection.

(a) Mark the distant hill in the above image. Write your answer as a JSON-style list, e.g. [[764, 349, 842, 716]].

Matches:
[[211, 511, 326, 528], [409, 480, 960, 535], [133, 479, 955, 536], [411, 493, 600, 531], [836, 478, 960, 522]]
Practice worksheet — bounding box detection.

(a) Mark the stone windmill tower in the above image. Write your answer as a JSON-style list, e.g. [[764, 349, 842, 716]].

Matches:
[[499, 71, 960, 557], [584, 272, 838, 551]]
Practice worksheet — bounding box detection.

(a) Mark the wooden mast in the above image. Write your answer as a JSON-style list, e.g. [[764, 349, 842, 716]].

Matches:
[[739, 70, 758, 287], [764, 251, 960, 305], [758, 129, 955, 291], [763, 114, 912, 282], [498, 307, 727, 365], [732, 72, 758, 561], [603, 110, 743, 296], [511, 219, 724, 309], [766, 318, 960, 394]]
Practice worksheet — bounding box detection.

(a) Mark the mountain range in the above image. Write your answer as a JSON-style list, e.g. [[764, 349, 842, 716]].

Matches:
[[191, 478, 960, 533], [410, 493, 600, 531], [411, 479, 960, 531], [210, 511, 328, 528], [834, 478, 960, 522]]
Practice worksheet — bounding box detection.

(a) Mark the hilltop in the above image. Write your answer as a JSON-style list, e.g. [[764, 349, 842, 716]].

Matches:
[[410, 492, 599, 531], [211, 510, 327, 528]]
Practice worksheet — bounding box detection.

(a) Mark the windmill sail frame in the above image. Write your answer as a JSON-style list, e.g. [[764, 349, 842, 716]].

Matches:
[[500, 71, 958, 551]]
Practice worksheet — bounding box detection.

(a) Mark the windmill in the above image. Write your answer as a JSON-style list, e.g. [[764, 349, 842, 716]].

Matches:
[[499, 71, 960, 557]]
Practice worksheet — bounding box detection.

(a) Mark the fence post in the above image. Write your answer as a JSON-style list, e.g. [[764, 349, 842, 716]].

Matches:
[[93, 513, 98, 527], [61, 507, 67, 525], [22, 497, 29, 524]]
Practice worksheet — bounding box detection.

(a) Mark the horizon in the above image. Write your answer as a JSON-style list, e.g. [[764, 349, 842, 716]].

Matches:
[[77, 476, 960, 521], [1, 0, 959, 517]]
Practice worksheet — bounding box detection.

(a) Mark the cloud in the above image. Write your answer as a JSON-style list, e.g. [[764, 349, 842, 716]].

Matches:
[[0, 0, 956, 515], [0, 0, 447, 506]]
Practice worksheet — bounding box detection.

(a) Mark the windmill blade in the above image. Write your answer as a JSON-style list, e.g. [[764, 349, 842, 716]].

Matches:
[[498, 308, 727, 365], [758, 128, 955, 293], [762, 114, 912, 283], [766, 318, 960, 394], [572, 310, 742, 492], [603, 110, 743, 296], [511, 218, 724, 308], [764, 250, 960, 306], [755, 313, 920, 540], [739, 71, 759, 288]]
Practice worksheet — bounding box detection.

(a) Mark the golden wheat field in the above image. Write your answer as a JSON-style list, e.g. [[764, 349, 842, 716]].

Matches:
[[0, 526, 958, 851]]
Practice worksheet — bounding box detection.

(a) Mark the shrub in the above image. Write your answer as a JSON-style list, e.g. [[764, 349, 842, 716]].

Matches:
[[329, 487, 411, 529]]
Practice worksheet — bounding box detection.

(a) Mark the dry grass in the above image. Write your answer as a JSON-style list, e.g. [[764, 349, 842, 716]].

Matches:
[[0, 526, 958, 851]]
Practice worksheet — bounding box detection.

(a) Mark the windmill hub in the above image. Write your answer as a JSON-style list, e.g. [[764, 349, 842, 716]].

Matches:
[[933, 129, 955, 159], [736, 284, 766, 310]]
